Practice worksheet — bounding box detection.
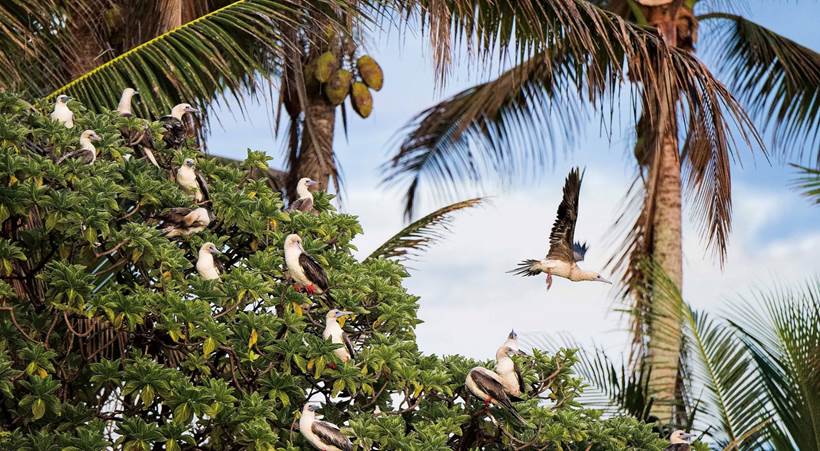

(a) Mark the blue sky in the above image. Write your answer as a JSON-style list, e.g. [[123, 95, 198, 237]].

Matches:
[[207, 1, 820, 358]]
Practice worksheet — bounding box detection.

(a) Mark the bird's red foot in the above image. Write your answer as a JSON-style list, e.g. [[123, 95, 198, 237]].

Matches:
[[305, 284, 317, 295], [327, 363, 337, 370], [292, 283, 304, 292], [483, 398, 491, 407], [546, 272, 553, 290]]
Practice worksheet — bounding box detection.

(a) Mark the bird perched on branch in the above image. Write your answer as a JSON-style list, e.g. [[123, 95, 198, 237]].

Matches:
[[465, 366, 528, 425], [176, 158, 209, 203], [56, 130, 101, 165], [665, 430, 693, 450], [196, 242, 222, 280], [116, 88, 159, 168], [299, 403, 353, 451], [289, 177, 318, 212], [284, 234, 330, 296], [50, 94, 74, 128], [158, 207, 212, 238], [161, 103, 198, 149], [494, 335, 526, 401], [510, 167, 611, 290], [323, 309, 354, 363]]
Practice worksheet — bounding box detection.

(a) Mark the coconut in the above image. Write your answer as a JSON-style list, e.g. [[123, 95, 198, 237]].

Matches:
[[325, 69, 353, 105], [314, 51, 339, 84], [356, 55, 384, 91], [350, 82, 373, 118]]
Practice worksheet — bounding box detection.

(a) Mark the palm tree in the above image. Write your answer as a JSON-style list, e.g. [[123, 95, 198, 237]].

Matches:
[[384, 0, 820, 424]]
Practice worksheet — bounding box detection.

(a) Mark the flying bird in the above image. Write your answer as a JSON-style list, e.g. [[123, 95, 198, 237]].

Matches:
[[116, 88, 160, 168], [161, 103, 198, 149], [494, 339, 525, 401], [299, 404, 353, 451], [465, 366, 528, 425], [323, 309, 355, 363], [510, 168, 611, 290], [176, 158, 209, 203], [289, 177, 318, 212], [665, 430, 693, 451], [158, 207, 212, 238], [56, 130, 101, 165], [51, 95, 74, 128], [284, 234, 329, 295], [196, 242, 222, 280]]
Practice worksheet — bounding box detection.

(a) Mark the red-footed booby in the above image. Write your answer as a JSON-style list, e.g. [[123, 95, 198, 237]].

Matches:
[[289, 177, 318, 212], [116, 89, 160, 168], [511, 167, 611, 290], [161, 103, 198, 149], [323, 309, 355, 363], [494, 339, 525, 401], [665, 430, 693, 450], [299, 404, 353, 451], [196, 242, 222, 280], [51, 95, 74, 128], [284, 234, 329, 295], [57, 130, 101, 165], [465, 367, 528, 425], [159, 207, 212, 238], [176, 158, 209, 203], [116, 88, 138, 117]]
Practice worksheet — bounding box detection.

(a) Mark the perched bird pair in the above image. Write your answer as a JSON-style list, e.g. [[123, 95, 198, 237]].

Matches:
[[464, 331, 528, 425], [512, 167, 611, 290]]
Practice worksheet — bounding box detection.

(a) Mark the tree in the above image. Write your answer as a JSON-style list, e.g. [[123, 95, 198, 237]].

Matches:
[[384, 0, 820, 424], [0, 93, 671, 449]]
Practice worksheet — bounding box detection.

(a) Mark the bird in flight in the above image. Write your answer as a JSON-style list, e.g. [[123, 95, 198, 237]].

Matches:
[[510, 167, 611, 290]]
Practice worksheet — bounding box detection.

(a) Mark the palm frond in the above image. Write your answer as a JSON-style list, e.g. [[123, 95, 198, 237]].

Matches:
[[728, 278, 820, 451], [700, 12, 820, 162], [364, 197, 483, 262], [383, 0, 761, 218], [790, 164, 820, 205], [47, 0, 348, 118]]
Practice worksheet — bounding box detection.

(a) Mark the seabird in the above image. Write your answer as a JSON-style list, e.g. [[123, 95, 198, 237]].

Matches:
[[289, 177, 318, 212], [494, 341, 525, 401], [511, 168, 611, 289], [284, 234, 329, 295], [176, 158, 209, 203], [161, 103, 198, 149], [196, 242, 222, 280], [299, 404, 353, 451], [158, 207, 212, 238], [56, 130, 101, 165], [665, 430, 693, 451], [116, 88, 160, 168], [116, 88, 138, 117], [323, 309, 355, 363], [50, 94, 74, 128], [465, 366, 527, 425]]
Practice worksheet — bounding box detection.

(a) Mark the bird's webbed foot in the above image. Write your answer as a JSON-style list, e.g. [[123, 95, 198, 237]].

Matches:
[[546, 272, 553, 290]]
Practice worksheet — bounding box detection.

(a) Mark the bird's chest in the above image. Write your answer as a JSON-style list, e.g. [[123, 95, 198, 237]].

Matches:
[[196, 253, 214, 271], [543, 260, 573, 278], [285, 251, 309, 284], [323, 323, 342, 342], [177, 169, 197, 188]]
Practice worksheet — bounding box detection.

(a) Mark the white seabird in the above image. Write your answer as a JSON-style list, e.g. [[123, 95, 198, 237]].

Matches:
[[665, 430, 693, 451], [116, 88, 160, 168], [299, 403, 353, 451], [284, 233, 329, 295], [323, 309, 355, 363], [161, 103, 198, 149], [465, 366, 528, 425], [494, 343, 525, 401], [159, 207, 212, 238], [57, 130, 101, 165], [176, 158, 208, 203], [116, 88, 138, 117], [289, 177, 318, 212], [51, 94, 74, 128], [196, 242, 222, 280], [511, 167, 611, 290]]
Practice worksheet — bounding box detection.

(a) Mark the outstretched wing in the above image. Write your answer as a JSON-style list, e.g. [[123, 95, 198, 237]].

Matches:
[[546, 168, 583, 262], [299, 252, 329, 291], [572, 241, 588, 262], [312, 421, 353, 451]]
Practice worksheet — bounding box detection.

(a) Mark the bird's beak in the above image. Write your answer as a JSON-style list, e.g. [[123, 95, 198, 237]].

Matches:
[[92, 134, 102, 142], [336, 311, 353, 317], [682, 433, 694, 441], [186, 106, 199, 114], [134, 90, 140, 96], [598, 277, 612, 284], [306, 180, 318, 187]]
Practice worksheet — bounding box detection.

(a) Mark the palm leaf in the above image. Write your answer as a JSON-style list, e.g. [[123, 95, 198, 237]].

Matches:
[[364, 197, 483, 262], [700, 12, 820, 162], [46, 0, 349, 118], [790, 164, 820, 205], [383, 0, 761, 218]]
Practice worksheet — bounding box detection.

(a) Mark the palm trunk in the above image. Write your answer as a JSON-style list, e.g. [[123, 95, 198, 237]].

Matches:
[[291, 93, 337, 198], [648, 132, 684, 424]]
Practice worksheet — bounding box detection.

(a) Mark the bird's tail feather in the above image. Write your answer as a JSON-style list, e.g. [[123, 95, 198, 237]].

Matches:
[[508, 259, 541, 277], [498, 397, 529, 427]]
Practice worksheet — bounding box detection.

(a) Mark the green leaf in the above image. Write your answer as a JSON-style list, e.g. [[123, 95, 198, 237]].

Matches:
[[31, 398, 45, 420]]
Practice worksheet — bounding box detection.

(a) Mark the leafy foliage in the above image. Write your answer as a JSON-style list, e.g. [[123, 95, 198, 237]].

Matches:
[[791, 164, 820, 205], [0, 92, 663, 449]]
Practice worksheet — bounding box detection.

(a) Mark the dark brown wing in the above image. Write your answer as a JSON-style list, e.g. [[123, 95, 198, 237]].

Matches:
[[289, 197, 313, 212], [160, 116, 186, 149], [196, 170, 209, 202], [299, 252, 329, 291], [470, 369, 509, 404], [312, 421, 352, 451], [664, 445, 690, 451], [158, 207, 194, 225], [514, 361, 525, 396], [546, 168, 583, 262], [342, 331, 355, 359]]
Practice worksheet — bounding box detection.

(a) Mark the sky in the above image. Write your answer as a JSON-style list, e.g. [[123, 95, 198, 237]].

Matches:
[[207, 1, 820, 361]]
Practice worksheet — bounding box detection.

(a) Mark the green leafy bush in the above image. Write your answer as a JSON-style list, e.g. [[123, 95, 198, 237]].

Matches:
[[0, 92, 664, 450]]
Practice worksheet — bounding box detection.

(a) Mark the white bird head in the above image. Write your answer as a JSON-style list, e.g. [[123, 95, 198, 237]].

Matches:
[[56, 94, 71, 104], [183, 158, 196, 168], [670, 430, 693, 444], [80, 130, 101, 143], [326, 309, 353, 321], [298, 177, 318, 188], [581, 272, 611, 284], [593, 273, 612, 284], [122, 87, 139, 97], [303, 403, 320, 413], [200, 242, 220, 255], [284, 233, 304, 252], [171, 102, 199, 119]]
